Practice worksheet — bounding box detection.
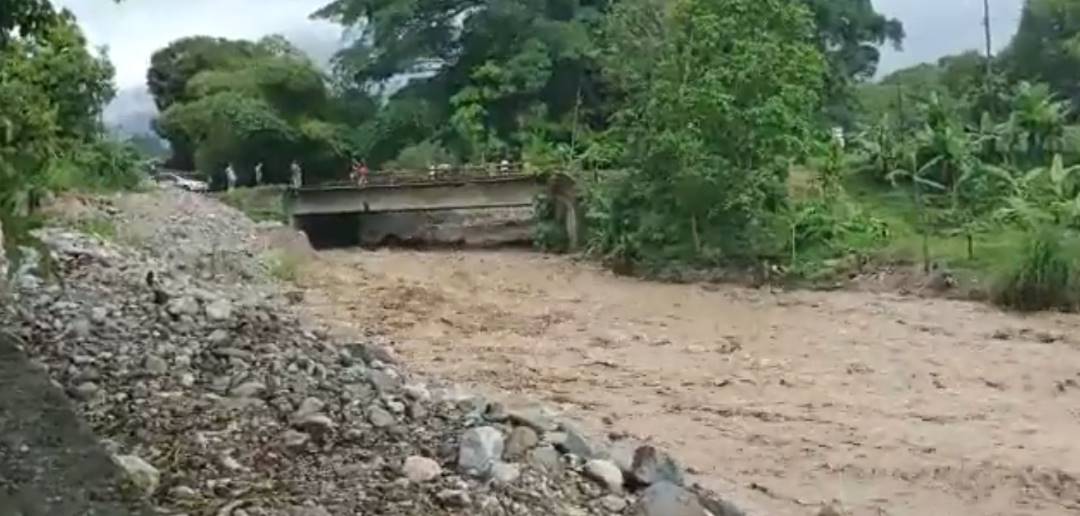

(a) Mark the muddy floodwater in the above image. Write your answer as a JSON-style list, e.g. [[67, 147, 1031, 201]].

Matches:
[[298, 248, 1080, 515]]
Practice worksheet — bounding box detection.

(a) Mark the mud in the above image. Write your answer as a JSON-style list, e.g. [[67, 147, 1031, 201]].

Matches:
[[299, 248, 1080, 516]]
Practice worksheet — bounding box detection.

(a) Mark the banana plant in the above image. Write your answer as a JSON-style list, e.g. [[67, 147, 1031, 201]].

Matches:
[[991, 154, 1080, 230], [888, 154, 947, 272]]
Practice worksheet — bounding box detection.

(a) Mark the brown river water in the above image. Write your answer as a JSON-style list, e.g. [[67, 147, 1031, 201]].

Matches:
[[296, 248, 1080, 515]]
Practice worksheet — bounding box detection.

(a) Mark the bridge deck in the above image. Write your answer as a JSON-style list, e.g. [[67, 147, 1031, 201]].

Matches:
[[288, 174, 543, 216]]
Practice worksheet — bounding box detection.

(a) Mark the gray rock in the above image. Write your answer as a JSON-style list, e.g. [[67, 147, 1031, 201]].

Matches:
[[90, 306, 109, 325], [204, 299, 233, 321], [230, 381, 266, 398], [341, 365, 369, 384], [630, 445, 684, 487], [507, 405, 558, 433], [403, 383, 431, 402], [293, 397, 325, 419], [698, 494, 747, 516], [207, 329, 230, 345], [436, 489, 471, 508], [558, 423, 602, 459], [632, 482, 707, 516], [288, 506, 332, 516], [609, 438, 643, 474], [281, 429, 310, 450], [166, 296, 200, 317], [349, 342, 398, 365], [601, 495, 628, 513], [168, 485, 198, 500], [70, 319, 93, 339], [458, 426, 504, 477], [218, 453, 243, 471], [527, 445, 562, 473], [212, 347, 253, 360], [72, 381, 100, 401], [406, 401, 428, 421], [491, 461, 521, 485], [367, 368, 401, 393], [113, 454, 160, 496], [368, 406, 395, 428], [585, 459, 624, 492], [385, 400, 405, 414], [503, 426, 540, 460], [144, 355, 168, 376], [402, 456, 442, 483], [295, 413, 334, 438]]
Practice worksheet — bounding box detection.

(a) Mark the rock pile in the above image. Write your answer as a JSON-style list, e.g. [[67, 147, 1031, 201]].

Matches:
[[2, 187, 745, 515]]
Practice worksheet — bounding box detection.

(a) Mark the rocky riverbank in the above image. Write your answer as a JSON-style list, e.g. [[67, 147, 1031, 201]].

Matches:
[[0, 187, 747, 516]]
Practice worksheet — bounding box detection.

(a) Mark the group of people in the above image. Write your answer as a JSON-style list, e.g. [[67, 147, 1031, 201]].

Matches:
[[222, 161, 306, 191]]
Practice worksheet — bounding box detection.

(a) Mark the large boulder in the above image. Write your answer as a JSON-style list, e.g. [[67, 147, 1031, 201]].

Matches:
[[632, 482, 706, 516], [458, 426, 504, 477]]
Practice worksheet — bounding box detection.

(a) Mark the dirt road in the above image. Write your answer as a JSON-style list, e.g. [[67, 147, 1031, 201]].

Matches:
[[298, 248, 1080, 515]]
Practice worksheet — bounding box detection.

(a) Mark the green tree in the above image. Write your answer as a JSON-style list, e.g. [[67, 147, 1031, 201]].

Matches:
[[1002, 81, 1071, 164], [805, 0, 904, 124], [592, 0, 826, 263], [316, 0, 615, 164], [2, 5, 136, 246], [149, 36, 356, 181], [1006, 0, 1080, 108], [0, 0, 56, 46]]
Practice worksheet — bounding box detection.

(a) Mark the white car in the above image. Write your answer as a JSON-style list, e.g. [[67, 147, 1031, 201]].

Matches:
[[158, 173, 209, 192]]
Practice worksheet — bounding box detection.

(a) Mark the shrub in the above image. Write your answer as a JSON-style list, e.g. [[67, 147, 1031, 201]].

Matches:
[[47, 139, 144, 193], [262, 250, 306, 282], [993, 228, 1078, 311]]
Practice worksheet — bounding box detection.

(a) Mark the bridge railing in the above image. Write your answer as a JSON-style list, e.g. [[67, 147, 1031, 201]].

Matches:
[[305, 164, 531, 190]]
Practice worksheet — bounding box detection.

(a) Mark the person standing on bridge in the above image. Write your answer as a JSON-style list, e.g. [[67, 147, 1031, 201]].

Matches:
[[351, 160, 369, 187], [290, 160, 303, 189], [225, 163, 237, 191]]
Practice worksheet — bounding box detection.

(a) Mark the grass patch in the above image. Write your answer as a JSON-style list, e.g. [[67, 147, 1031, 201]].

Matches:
[[216, 187, 287, 223], [993, 229, 1080, 312], [844, 172, 1027, 273], [262, 250, 306, 282], [68, 216, 118, 241]]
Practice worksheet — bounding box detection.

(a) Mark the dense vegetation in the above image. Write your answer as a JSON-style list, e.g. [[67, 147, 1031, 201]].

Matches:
[[9, 0, 1080, 310], [1, 1, 143, 253]]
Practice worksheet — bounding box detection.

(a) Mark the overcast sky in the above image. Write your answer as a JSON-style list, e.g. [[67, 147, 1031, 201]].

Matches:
[[53, 0, 1027, 130], [876, 0, 1025, 73]]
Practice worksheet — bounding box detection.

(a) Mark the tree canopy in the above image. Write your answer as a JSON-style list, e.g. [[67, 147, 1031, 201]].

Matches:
[[1005, 0, 1080, 109], [2, 4, 139, 238], [805, 0, 904, 124], [149, 36, 358, 183], [314, 0, 615, 165]]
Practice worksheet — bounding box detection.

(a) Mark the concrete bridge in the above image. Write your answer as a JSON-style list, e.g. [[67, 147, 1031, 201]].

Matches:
[[285, 173, 580, 249]]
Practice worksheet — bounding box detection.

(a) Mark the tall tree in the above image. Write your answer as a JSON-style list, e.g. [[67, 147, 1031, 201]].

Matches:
[[1006, 0, 1080, 109], [804, 0, 904, 125], [0, 0, 56, 46], [315, 0, 615, 163], [150, 36, 355, 182], [594, 0, 826, 260]]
